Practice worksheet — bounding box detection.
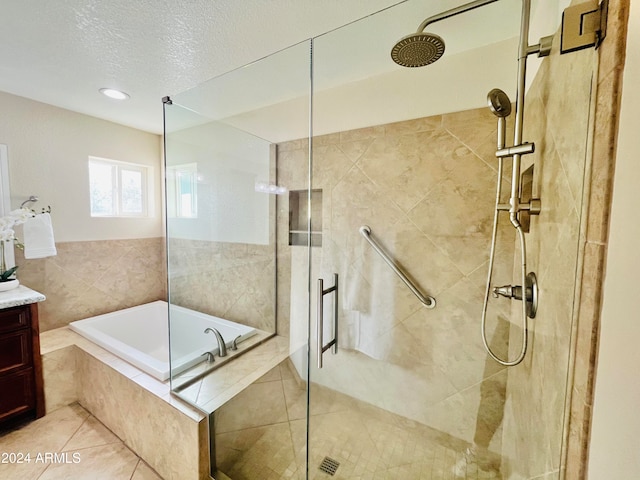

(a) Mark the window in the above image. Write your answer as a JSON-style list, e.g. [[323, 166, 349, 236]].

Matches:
[[166, 163, 198, 218], [89, 157, 149, 217]]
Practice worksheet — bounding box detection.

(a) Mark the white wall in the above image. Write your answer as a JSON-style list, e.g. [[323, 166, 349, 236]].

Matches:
[[0, 91, 162, 242], [588, 2, 640, 477], [175, 0, 569, 144]]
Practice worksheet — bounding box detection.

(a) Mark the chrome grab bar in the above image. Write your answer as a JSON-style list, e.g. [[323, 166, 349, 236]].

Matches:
[[359, 225, 436, 309], [317, 273, 338, 369]]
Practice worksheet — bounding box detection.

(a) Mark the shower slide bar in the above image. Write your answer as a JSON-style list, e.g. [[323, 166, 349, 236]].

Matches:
[[359, 225, 436, 309]]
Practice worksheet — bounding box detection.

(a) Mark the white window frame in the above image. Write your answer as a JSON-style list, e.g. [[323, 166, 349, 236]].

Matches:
[[89, 156, 150, 218]]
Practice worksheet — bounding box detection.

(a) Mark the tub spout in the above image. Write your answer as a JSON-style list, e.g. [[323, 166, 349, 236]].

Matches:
[[204, 327, 227, 357]]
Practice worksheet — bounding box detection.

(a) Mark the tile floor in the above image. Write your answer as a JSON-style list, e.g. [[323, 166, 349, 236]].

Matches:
[[214, 361, 502, 480], [0, 403, 162, 480], [1, 363, 501, 480]]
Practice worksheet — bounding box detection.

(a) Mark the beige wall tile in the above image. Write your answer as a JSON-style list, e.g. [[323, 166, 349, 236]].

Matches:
[[276, 106, 515, 449], [216, 423, 298, 479], [215, 380, 289, 433], [564, 1, 630, 478], [76, 350, 206, 480], [16, 238, 167, 332], [498, 34, 595, 478], [42, 346, 78, 413], [168, 237, 276, 332]]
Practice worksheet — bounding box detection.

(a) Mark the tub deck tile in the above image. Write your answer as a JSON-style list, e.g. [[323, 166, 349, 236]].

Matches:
[[41, 327, 294, 419], [40, 327, 205, 422]]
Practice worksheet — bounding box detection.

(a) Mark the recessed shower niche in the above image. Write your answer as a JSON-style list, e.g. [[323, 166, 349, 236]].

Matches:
[[288, 189, 322, 246]]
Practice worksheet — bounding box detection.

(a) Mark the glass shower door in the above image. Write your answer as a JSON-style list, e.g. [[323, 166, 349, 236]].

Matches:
[[161, 0, 596, 476], [306, 0, 596, 478]]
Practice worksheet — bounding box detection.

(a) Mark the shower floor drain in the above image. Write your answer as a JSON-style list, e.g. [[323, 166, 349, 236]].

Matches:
[[319, 456, 340, 476]]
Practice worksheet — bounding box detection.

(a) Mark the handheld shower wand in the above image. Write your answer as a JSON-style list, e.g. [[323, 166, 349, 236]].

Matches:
[[481, 91, 540, 366]]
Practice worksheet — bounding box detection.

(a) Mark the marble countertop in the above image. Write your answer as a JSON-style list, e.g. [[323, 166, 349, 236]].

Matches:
[[0, 284, 46, 309]]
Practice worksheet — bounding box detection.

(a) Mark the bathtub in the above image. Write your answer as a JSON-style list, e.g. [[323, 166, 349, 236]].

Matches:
[[68, 301, 256, 381]]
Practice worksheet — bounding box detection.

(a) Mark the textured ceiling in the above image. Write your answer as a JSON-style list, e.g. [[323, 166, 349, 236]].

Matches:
[[0, 0, 563, 135]]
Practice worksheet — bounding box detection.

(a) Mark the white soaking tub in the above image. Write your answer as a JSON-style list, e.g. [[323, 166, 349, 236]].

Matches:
[[69, 301, 256, 381]]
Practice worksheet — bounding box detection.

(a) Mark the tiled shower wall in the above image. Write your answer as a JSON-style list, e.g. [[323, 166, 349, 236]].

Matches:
[[499, 22, 596, 480], [165, 144, 278, 335], [277, 109, 517, 450], [167, 238, 276, 333], [15, 238, 167, 332], [564, 0, 629, 477]]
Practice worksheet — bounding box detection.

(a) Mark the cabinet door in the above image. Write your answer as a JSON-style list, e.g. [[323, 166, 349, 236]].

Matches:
[[0, 307, 29, 334], [0, 369, 35, 422], [0, 330, 31, 375]]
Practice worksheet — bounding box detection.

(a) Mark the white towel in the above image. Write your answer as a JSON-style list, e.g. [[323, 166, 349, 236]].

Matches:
[[23, 213, 57, 259]]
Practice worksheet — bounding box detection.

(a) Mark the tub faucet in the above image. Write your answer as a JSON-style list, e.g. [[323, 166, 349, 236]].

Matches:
[[200, 351, 215, 363], [204, 327, 227, 357]]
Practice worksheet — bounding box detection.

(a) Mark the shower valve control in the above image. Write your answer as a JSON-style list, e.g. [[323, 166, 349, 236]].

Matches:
[[491, 272, 538, 319], [493, 285, 529, 301]]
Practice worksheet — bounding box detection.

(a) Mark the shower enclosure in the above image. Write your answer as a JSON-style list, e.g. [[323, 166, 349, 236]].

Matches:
[[163, 0, 597, 478]]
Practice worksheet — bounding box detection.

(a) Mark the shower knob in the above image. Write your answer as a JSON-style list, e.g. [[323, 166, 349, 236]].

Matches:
[[491, 272, 538, 318]]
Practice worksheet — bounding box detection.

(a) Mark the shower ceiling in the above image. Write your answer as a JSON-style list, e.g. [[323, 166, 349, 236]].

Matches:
[[0, 0, 563, 135]]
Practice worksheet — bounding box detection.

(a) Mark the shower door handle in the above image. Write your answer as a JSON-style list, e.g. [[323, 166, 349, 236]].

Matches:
[[317, 273, 338, 369]]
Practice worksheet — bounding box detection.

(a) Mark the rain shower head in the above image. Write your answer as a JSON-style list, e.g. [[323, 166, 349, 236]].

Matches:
[[390, 32, 445, 68], [391, 0, 499, 68], [487, 88, 512, 117]]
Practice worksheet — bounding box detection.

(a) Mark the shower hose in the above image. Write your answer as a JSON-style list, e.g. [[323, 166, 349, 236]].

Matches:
[[481, 157, 529, 366]]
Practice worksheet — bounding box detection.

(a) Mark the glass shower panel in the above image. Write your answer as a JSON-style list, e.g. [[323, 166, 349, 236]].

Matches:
[[163, 38, 312, 404], [163, 39, 313, 479], [307, 0, 595, 479], [164, 99, 278, 391]]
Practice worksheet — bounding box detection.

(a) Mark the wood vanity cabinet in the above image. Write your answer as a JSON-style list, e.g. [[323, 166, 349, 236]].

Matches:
[[0, 303, 45, 428]]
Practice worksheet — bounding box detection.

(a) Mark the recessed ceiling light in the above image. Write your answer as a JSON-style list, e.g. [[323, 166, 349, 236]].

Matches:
[[99, 88, 130, 100]]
